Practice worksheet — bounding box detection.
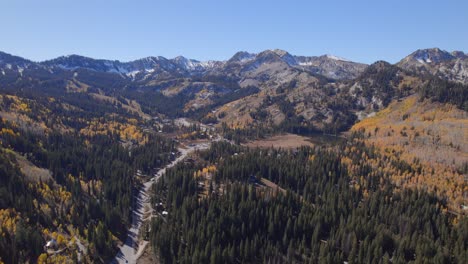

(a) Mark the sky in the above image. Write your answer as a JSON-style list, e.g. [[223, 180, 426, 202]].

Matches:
[[1, 0, 467, 64]]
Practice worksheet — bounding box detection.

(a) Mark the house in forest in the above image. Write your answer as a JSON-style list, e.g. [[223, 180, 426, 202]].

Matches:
[[44, 239, 57, 250]]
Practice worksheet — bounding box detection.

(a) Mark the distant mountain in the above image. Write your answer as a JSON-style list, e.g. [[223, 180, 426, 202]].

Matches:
[[172, 56, 222, 73], [0, 48, 466, 133], [0, 51, 36, 77], [42, 55, 180, 80], [4, 48, 468, 86], [0, 51, 33, 67], [1, 49, 368, 82], [41, 54, 226, 80], [216, 49, 367, 80], [294, 54, 367, 80], [399, 48, 454, 65], [397, 48, 468, 84], [227, 51, 256, 63]]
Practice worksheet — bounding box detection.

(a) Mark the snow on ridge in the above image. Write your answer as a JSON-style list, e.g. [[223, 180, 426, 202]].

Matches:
[[326, 54, 350, 62], [298, 61, 314, 66], [199, 60, 223, 69], [127, 70, 141, 78], [126, 68, 155, 79], [173, 56, 222, 71], [271, 49, 289, 57], [230, 52, 256, 63], [56, 64, 80, 71], [55, 60, 152, 76], [239, 56, 255, 63]]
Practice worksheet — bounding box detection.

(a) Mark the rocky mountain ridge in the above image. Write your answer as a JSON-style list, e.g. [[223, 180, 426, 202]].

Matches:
[[0, 48, 466, 134], [0, 49, 368, 81]]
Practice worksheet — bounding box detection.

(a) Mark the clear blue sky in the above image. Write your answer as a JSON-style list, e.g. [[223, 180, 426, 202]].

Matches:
[[1, 0, 467, 64]]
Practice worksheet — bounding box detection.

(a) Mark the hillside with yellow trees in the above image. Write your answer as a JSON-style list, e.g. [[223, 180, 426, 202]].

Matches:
[[0, 89, 177, 263], [352, 95, 467, 212]]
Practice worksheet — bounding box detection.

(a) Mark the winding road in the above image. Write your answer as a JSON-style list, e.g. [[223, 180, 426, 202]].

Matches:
[[112, 142, 211, 264]]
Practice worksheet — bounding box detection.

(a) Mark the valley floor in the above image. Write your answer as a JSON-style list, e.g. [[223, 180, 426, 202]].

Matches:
[[243, 133, 315, 149]]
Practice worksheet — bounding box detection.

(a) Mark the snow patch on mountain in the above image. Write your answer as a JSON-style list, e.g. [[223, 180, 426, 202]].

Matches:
[[326, 54, 350, 62], [298, 61, 314, 66], [415, 56, 433, 64], [172, 56, 221, 71], [126, 68, 156, 79]]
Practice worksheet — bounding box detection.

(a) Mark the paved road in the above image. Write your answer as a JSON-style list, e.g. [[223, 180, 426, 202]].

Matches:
[[112, 142, 210, 264]]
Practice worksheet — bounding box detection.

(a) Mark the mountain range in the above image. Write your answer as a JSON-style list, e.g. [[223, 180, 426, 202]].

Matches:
[[0, 49, 369, 81], [2, 47, 466, 81], [0, 48, 466, 133]]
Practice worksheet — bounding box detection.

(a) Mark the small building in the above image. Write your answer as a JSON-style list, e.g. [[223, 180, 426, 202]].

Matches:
[[156, 202, 164, 211], [45, 239, 58, 250]]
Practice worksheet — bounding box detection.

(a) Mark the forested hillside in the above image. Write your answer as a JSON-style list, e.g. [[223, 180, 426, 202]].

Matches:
[[352, 94, 467, 211], [0, 92, 176, 263], [149, 141, 467, 263]]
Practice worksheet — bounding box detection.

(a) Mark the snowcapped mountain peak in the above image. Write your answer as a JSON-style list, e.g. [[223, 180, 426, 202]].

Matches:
[[198, 60, 223, 68], [397, 48, 468, 84], [270, 49, 290, 57], [325, 54, 350, 62], [139, 56, 166, 63], [172, 56, 202, 70], [228, 51, 256, 63], [408, 48, 454, 64], [258, 49, 296, 65], [173, 55, 189, 62], [43, 55, 116, 72], [171, 56, 222, 72], [0, 49, 370, 82]]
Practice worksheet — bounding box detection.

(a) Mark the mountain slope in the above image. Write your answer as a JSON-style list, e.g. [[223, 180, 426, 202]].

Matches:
[[352, 95, 467, 210]]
